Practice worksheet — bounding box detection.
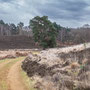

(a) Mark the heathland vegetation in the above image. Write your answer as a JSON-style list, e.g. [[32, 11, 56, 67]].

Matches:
[[0, 16, 90, 90]]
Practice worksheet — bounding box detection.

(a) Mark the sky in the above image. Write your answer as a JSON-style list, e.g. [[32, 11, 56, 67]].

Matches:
[[0, 0, 90, 28]]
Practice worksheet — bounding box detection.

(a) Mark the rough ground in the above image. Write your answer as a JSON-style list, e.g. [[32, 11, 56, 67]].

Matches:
[[22, 42, 90, 90], [0, 57, 36, 90]]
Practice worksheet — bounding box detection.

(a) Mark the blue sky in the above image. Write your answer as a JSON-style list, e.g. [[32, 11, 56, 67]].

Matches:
[[0, 0, 90, 27]]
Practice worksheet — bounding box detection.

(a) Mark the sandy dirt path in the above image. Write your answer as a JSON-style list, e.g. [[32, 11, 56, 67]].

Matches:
[[0, 57, 32, 90], [7, 59, 27, 90]]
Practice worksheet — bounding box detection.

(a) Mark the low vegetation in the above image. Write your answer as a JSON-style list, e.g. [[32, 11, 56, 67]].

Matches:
[[20, 69, 36, 90], [22, 44, 90, 90], [0, 15, 90, 90]]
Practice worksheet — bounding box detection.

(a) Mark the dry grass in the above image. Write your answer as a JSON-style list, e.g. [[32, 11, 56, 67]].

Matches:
[[20, 69, 36, 90]]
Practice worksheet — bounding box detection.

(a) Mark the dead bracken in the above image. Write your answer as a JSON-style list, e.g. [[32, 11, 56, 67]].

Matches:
[[22, 45, 90, 90]]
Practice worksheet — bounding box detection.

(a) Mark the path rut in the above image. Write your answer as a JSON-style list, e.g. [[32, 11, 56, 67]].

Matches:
[[7, 60, 26, 90]]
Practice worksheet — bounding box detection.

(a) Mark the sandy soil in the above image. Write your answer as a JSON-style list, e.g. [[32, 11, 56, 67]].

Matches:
[[7, 60, 26, 90]]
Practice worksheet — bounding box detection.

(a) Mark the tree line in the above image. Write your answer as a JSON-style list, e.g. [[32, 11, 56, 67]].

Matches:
[[30, 16, 90, 49], [1, 16, 90, 49], [0, 20, 24, 35]]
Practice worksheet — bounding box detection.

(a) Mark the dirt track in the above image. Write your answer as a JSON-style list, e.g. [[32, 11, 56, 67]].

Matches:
[[0, 57, 34, 90], [7, 60, 26, 90]]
